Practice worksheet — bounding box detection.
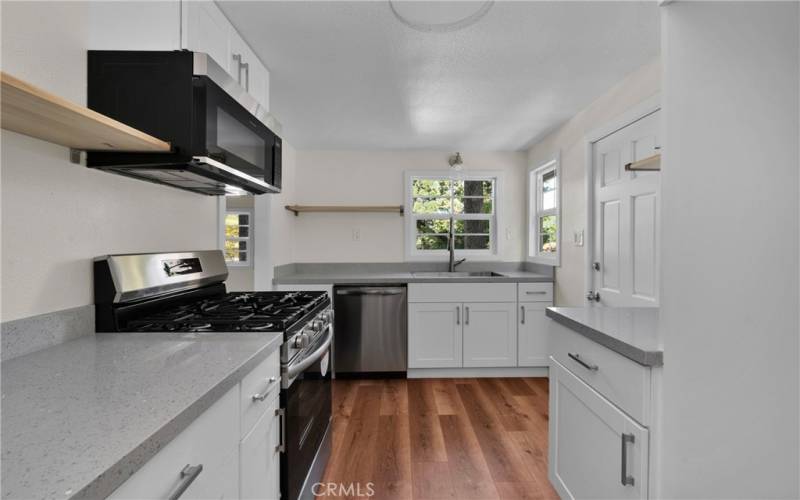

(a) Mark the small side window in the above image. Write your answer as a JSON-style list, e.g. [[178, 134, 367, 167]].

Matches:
[[528, 156, 560, 265], [224, 211, 252, 266]]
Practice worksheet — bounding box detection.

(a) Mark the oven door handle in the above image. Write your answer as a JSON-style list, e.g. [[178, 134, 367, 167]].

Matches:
[[284, 326, 333, 381]]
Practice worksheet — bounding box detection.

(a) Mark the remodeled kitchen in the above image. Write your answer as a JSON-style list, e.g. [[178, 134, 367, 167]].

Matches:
[[1, 2, 798, 500]]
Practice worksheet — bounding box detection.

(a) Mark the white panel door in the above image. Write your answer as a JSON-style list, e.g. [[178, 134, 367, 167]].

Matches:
[[592, 110, 660, 307], [518, 302, 549, 367], [182, 1, 232, 73], [549, 360, 649, 500], [408, 302, 462, 368], [240, 397, 280, 500], [463, 302, 517, 367]]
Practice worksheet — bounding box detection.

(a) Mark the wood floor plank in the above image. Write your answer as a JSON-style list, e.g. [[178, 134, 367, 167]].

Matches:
[[456, 383, 537, 484], [477, 378, 536, 432], [408, 379, 448, 462], [495, 481, 546, 500], [411, 461, 457, 500], [506, 431, 559, 500], [431, 379, 465, 415], [372, 415, 413, 499], [439, 414, 500, 499], [380, 379, 409, 416], [498, 377, 537, 396]]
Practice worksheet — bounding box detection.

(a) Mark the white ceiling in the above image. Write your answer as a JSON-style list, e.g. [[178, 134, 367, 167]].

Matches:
[[218, 1, 660, 151]]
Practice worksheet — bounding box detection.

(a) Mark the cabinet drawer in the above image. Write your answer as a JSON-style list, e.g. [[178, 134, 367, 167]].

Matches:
[[408, 283, 516, 303], [518, 282, 553, 302], [240, 397, 281, 500], [549, 321, 651, 425], [241, 349, 281, 438], [109, 385, 239, 499]]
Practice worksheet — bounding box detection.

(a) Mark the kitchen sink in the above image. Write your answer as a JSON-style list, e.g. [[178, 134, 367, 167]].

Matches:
[[411, 271, 506, 278]]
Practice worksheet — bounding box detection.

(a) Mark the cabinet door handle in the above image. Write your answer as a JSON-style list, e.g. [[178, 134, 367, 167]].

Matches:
[[275, 408, 286, 453], [525, 290, 547, 295], [252, 376, 278, 402], [567, 352, 599, 371], [232, 53, 243, 85], [465, 306, 470, 325], [240, 61, 250, 91], [167, 464, 203, 500], [621, 433, 635, 486], [520, 305, 525, 324], [456, 306, 460, 325]]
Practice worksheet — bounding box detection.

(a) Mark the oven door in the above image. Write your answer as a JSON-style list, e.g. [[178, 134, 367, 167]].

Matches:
[[198, 76, 278, 186], [281, 326, 333, 500]]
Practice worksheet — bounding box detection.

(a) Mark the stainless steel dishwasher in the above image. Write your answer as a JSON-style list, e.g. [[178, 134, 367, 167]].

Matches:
[[333, 285, 407, 376]]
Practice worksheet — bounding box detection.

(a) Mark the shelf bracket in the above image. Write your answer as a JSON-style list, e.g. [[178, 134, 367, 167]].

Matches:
[[69, 149, 82, 165]]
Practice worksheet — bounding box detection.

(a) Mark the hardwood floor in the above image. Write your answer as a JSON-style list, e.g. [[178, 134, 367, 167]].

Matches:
[[317, 378, 558, 500]]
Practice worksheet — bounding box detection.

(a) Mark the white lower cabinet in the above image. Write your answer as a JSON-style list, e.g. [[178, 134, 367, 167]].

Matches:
[[462, 302, 517, 367], [518, 302, 550, 366], [549, 359, 649, 500], [240, 396, 281, 500], [109, 386, 240, 499], [408, 302, 462, 368], [110, 352, 281, 500]]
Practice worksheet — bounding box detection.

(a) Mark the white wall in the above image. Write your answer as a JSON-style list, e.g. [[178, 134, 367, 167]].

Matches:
[[254, 140, 297, 289], [0, 1, 218, 321], [291, 151, 527, 263], [659, 3, 799, 498], [527, 60, 660, 306]]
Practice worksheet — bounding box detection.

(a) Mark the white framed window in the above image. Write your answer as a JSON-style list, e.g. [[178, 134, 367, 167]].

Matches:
[[404, 171, 500, 260], [528, 155, 560, 265], [224, 210, 252, 266]]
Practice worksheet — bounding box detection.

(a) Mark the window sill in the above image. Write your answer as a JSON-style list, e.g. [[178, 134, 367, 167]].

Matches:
[[528, 255, 559, 267]]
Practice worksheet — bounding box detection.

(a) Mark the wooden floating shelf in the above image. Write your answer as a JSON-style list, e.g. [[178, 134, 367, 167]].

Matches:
[[625, 153, 661, 172], [1, 71, 171, 153], [285, 205, 405, 216]]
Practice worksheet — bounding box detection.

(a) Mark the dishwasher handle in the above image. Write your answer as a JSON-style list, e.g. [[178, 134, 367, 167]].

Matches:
[[336, 288, 405, 296]]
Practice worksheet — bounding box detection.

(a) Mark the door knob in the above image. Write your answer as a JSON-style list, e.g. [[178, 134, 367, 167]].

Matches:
[[593, 262, 600, 271], [586, 291, 600, 302]]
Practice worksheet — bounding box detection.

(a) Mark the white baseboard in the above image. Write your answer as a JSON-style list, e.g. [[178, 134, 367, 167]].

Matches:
[[407, 366, 549, 379]]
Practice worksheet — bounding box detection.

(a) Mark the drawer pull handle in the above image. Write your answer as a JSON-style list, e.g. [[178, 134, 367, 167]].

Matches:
[[167, 464, 203, 500], [525, 291, 547, 295], [621, 433, 635, 486], [252, 376, 278, 402], [275, 408, 286, 453], [520, 305, 525, 324], [567, 352, 598, 371], [456, 306, 460, 325], [465, 306, 470, 325]]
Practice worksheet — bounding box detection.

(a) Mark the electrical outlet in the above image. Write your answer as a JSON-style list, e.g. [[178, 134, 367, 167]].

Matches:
[[573, 229, 584, 247], [505, 228, 512, 240], [352, 228, 361, 241]]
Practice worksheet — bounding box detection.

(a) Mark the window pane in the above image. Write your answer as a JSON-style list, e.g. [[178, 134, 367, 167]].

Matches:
[[416, 219, 450, 234], [238, 226, 249, 238], [412, 179, 450, 197], [459, 219, 490, 235], [239, 251, 247, 262], [454, 197, 492, 214], [225, 240, 239, 251], [239, 241, 247, 251], [542, 170, 557, 211], [416, 235, 449, 250], [238, 214, 250, 225], [413, 197, 451, 214], [453, 180, 493, 197], [224, 247, 238, 261], [455, 235, 491, 250], [539, 215, 557, 253]]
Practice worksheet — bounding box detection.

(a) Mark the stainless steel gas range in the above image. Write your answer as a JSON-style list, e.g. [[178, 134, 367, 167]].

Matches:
[[94, 250, 333, 500]]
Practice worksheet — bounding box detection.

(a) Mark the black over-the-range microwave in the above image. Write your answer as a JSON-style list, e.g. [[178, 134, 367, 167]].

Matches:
[[87, 50, 281, 195]]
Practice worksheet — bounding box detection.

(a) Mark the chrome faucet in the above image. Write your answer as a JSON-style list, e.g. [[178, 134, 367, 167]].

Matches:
[[448, 216, 467, 272]]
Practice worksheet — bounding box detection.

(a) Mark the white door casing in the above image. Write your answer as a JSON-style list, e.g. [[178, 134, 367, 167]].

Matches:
[[591, 109, 660, 307]]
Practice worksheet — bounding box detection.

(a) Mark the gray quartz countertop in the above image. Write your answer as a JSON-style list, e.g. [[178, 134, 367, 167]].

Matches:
[[273, 270, 552, 285], [1, 331, 282, 500], [546, 307, 663, 367]]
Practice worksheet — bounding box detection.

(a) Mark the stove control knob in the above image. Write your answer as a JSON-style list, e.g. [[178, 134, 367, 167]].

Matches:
[[312, 319, 324, 331], [293, 333, 309, 349], [321, 311, 333, 323]]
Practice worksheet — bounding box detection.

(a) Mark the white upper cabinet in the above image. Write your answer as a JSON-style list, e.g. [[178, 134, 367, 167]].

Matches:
[[89, 1, 270, 114], [229, 29, 270, 112], [182, 1, 233, 74]]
